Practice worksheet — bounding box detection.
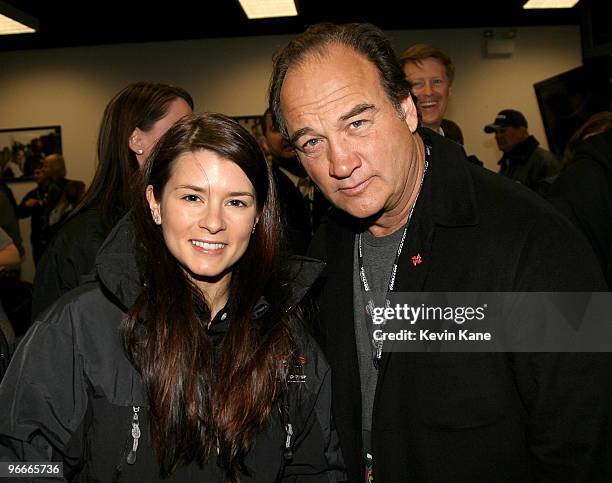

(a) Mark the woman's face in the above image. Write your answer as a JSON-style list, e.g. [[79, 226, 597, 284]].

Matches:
[[146, 150, 259, 292], [131, 97, 193, 166]]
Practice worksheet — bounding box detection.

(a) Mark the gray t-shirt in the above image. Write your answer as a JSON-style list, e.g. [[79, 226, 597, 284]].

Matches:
[[353, 226, 406, 452]]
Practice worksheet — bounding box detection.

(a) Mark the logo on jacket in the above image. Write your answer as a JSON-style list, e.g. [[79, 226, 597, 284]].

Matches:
[[280, 355, 307, 383], [411, 253, 423, 266]]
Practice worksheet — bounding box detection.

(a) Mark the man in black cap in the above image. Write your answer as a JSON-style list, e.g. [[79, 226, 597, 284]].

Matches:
[[485, 109, 559, 194]]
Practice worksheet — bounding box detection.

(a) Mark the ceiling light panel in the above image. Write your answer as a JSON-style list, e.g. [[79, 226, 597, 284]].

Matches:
[[238, 0, 298, 19], [523, 0, 580, 9]]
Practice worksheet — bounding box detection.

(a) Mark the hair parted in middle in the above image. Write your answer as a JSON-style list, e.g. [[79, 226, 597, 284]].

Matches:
[[124, 112, 298, 480], [269, 22, 413, 142]]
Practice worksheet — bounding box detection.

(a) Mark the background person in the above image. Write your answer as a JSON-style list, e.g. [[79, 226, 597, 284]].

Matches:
[[440, 118, 484, 166], [32, 81, 194, 320], [260, 108, 313, 253], [399, 43, 454, 135], [0, 226, 20, 349], [17, 154, 69, 264], [549, 111, 612, 289], [484, 108, 560, 194]]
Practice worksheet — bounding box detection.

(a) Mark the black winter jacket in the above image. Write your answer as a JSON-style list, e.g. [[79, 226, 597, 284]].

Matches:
[[31, 206, 119, 321], [0, 215, 345, 482], [549, 129, 612, 289], [497, 135, 559, 194], [309, 129, 612, 482]]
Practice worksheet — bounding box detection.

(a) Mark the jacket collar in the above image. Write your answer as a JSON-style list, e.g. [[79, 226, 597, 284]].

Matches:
[[417, 128, 479, 228], [95, 212, 326, 312], [498, 134, 539, 165], [95, 212, 142, 309], [326, 128, 479, 235]]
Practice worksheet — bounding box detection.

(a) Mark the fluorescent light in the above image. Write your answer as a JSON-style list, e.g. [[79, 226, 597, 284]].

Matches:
[[238, 0, 298, 19], [0, 1, 38, 35], [0, 13, 35, 34], [523, 0, 580, 8]]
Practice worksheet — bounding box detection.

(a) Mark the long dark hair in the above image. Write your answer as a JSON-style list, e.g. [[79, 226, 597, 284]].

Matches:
[[562, 111, 612, 167], [75, 81, 194, 231], [123, 113, 297, 479]]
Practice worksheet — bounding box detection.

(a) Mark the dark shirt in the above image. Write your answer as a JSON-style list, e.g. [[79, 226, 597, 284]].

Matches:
[[498, 135, 559, 194]]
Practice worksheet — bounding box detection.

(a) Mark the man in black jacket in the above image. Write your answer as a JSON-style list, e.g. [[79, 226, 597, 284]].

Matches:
[[269, 22, 612, 482], [484, 109, 560, 194], [260, 108, 313, 253], [260, 108, 330, 253]]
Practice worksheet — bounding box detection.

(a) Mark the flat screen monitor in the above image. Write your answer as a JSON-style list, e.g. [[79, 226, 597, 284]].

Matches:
[[533, 57, 612, 157]]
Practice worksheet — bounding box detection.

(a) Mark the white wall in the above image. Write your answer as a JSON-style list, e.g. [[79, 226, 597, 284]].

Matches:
[[0, 25, 582, 282], [389, 26, 582, 166]]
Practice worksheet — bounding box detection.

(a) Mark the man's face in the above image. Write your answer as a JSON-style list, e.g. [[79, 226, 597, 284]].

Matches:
[[15, 149, 26, 167], [403, 58, 451, 132], [33, 167, 45, 184], [262, 113, 295, 161], [494, 126, 527, 153], [280, 44, 420, 220]]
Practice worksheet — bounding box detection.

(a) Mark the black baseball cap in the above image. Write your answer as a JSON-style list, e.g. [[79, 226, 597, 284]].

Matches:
[[484, 109, 528, 133]]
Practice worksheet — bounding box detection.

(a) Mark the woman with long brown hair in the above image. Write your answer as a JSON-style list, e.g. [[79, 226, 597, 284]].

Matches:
[[0, 113, 344, 481], [549, 111, 612, 289], [31, 81, 193, 320]]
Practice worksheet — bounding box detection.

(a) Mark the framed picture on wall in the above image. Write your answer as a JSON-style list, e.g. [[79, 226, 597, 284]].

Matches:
[[0, 126, 62, 182], [233, 115, 264, 142]]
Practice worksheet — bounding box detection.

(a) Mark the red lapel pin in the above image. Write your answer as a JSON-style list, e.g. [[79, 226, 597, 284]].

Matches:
[[411, 253, 422, 266]]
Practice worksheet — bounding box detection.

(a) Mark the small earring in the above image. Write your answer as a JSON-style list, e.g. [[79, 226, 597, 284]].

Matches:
[[153, 214, 160, 224], [252, 224, 256, 234], [136, 149, 144, 155]]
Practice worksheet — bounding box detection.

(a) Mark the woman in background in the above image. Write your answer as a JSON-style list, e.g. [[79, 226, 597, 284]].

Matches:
[[32, 81, 193, 319], [549, 111, 612, 289], [0, 113, 344, 481]]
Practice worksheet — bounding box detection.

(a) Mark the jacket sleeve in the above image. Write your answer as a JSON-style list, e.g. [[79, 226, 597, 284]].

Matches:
[[549, 158, 612, 285], [0, 305, 90, 481], [510, 214, 612, 481], [31, 236, 81, 321], [281, 336, 347, 482], [16, 192, 37, 219]]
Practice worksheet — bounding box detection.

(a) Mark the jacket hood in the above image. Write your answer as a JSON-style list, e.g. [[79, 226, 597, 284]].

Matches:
[[95, 212, 326, 312]]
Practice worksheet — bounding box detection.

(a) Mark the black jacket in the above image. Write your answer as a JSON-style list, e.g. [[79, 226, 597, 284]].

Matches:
[[0, 215, 345, 482], [17, 178, 67, 265], [308, 130, 611, 482], [549, 129, 612, 289], [273, 165, 312, 255], [498, 135, 559, 194], [31, 205, 112, 320]]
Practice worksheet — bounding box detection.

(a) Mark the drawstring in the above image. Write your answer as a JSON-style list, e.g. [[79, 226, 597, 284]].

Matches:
[[278, 395, 293, 461], [284, 422, 294, 460], [126, 406, 141, 465]]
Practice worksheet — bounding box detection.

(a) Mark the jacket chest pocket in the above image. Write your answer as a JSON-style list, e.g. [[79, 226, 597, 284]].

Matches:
[[377, 353, 514, 430]]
